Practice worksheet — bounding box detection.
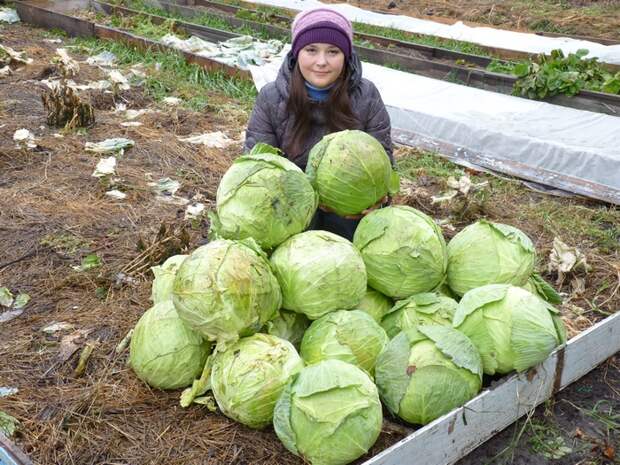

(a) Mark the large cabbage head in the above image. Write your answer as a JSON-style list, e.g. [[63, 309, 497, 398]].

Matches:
[[270, 231, 366, 320], [130, 300, 211, 390], [357, 288, 393, 323], [263, 309, 310, 350], [381, 292, 457, 339], [210, 333, 304, 429], [375, 325, 482, 425], [211, 146, 318, 249], [353, 205, 447, 298], [150, 254, 187, 303], [306, 130, 399, 216], [447, 220, 535, 296], [172, 239, 281, 347], [273, 359, 382, 465], [453, 284, 567, 375], [300, 310, 388, 376]]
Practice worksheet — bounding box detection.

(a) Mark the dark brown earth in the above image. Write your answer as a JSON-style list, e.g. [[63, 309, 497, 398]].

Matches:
[[456, 355, 619, 465]]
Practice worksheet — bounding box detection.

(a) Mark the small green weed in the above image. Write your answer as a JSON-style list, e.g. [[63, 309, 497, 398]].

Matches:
[[71, 36, 257, 107], [40, 233, 89, 255], [486, 59, 519, 74], [521, 201, 620, 253], [122, 0, 284, 41], [396, 151, 464, 180], [528, 425, 573, 460]]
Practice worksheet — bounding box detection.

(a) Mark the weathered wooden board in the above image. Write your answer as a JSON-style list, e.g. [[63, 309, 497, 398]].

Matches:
[[0, 433, 33, 465], [363, 311, 620, 465]]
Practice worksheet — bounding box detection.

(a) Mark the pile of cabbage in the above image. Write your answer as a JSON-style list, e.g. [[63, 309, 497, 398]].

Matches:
[[128, 132, 566, 465]]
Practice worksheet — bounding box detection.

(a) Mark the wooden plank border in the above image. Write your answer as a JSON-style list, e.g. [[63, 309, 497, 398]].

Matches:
[[0, 433, 34, 465], [362, 311, 620, 465]]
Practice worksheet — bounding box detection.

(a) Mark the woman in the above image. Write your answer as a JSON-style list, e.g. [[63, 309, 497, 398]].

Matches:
[[244, 7, 393, 240]]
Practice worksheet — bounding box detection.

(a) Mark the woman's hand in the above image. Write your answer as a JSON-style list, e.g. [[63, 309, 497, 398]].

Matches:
[[361, 195, 389, 215], [318, 196, 390, 220]]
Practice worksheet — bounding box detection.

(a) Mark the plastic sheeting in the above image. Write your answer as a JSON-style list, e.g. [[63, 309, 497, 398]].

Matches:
[[242, 0, 620, 66], [249, 58, 620, 204]]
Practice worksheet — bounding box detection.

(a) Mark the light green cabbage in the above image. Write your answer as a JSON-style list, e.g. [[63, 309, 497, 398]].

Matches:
[[130, 300, 210, 390], [447, 220, 536, 296], [263, 309, 310, 349], [211, 146, 318, 249], [150, 254, 187, 303], [375, 325, 482, 425], [210, 333, 304, 429], [306, 130, 399, 216], [270, 231, 366, 320], [522, 273, 562, 305], [172, 239, 281, 347], [453, 284, 567, 375], [300, 310, 388, 376], [357, 288, 393, 323], [353, 205, 447, 298], [273, 359, 383, 465], [381, 292, 457, 339]]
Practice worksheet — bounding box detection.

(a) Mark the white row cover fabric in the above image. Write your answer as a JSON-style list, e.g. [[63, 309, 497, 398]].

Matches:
[[243, 0, 620, 65], [249, 58, 620, 204]]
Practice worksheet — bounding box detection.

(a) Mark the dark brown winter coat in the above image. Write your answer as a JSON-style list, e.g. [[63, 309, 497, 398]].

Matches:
[[244, 51, 393, 170]]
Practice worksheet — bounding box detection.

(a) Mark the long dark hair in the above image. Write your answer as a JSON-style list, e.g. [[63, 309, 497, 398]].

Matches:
[[284, 60, 360, 159]]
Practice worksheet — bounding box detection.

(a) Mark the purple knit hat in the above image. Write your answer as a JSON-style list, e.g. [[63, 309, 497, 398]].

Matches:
[[291, 8, 354, 60]]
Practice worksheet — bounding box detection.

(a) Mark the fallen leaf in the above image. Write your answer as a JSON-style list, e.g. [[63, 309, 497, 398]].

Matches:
[[178, 131, 232, 148], [0, 410, 19, 437], [163, 96, 181, 105], [548, 237, 590, 284], [185, 203, 205, 220], [85, 50, 116, 67], [0, 387, 18, 397], [105, 189, 127, 200], [55, 48, 79, 76], [0, 309, 23, 324], [108, 69, 130, 90], [56, 330, 91, 363], [0, 287, 14, 307], [13, 293, 30, 309], [72, 254, 102, 272], [148, 177, 180, 196], [13, 128, 37, 148], [42, 322, 75, 334], [431, 190, 458, 204], [85, 138, 134, 155], [194, 395, 218, 412], [92, 156, 116, 178]]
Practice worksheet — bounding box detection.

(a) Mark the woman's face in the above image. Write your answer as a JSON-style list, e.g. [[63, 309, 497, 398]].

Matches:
[[297, 43, 345, 88]]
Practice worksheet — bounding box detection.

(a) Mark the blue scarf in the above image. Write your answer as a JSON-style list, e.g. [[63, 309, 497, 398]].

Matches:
[[305, 81, 334, 102]]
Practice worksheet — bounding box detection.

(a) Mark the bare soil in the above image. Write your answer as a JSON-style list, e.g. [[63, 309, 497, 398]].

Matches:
[[1, 20, 618, 465], [456, 355, 619, 465], [334, 0, 620, 41]]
